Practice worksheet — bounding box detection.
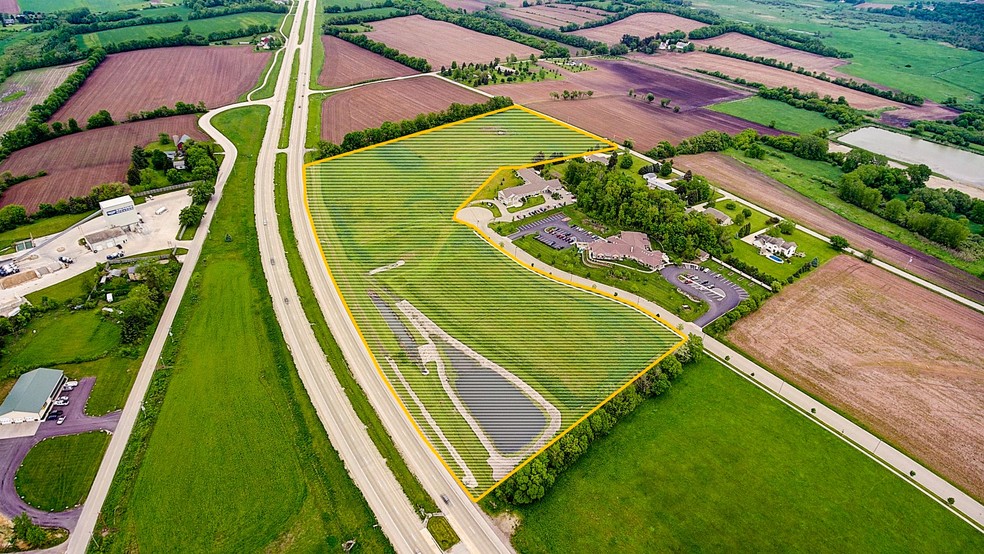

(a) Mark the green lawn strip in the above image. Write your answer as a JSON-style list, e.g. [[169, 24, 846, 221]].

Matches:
[[59, 357, 137, 416], [728, 228, 836, 282], [1, 310, 121, 370], [509, 357, 984, 552], [514, 235, 707, 322], [80, 12, 284, 48], [273, 153, 439, 514], [244, 47, 285, 102], [16, 431, 111, 513], [710, 97, 839, 135], [724, 146, 984, 277], [306, 93, 326, 152], [1, 90, 25, 102], [278, 50, 300, 149], [0, 212, 93, 254], [25, 268, 98, 306], [310, 3, 326, 90], [297, 2, 308, 45], [477, 168, 524, 201], [426, 516, 460, 551], [88, 106, 391, 554], [177, 222, 197, 241], [506, 194, 544, 213]]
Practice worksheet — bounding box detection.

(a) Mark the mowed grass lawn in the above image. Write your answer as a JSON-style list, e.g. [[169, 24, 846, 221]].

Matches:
[[0, 212, 93, 254], [93, 107, 390, 553], [1, 310, 120, 369], [730, 227, 837, 282], [710, 97, 838, 135], [16, 432, 110, 512], [307, 107, 682, 493], [510, 357, 984, 552], [80, 12, 284, 48]]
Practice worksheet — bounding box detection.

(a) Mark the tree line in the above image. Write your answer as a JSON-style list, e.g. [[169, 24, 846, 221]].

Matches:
[[495, 336, 705, 505], [689, 21, 850, 58], [315, 96, 513, 159], [910, 108, 984, 149], [615, 31, 690, 54], [187, 1, 288, 20], [703, 45, 923, 105], [325, 0, 398, 13], [323, 30, 430, 72], [323, 8, 410, 26]]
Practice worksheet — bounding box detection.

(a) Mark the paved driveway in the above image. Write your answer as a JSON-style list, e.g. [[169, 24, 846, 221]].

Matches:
[[660, 265, 747, 327], [0, 377, 120, 528]]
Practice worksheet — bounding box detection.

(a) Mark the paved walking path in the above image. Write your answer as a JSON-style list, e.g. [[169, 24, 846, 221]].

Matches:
[[458, 205, 984, 532], [0, 378, 120, 529]]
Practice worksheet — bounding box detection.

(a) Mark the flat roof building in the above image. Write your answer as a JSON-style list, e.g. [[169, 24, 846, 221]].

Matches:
[[84, 227, 127, 252], [0, 368, 65, 424], [100, 195, 139, 228]]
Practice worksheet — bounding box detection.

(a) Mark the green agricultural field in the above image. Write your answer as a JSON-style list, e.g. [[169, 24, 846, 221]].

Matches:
[[16, 432, 111, 513], [710, 97, 838, 135], [306, 106, 684, 496], [1, 310, 121, 370], [509, 357, 984, 552], [724, 146, 984, 277], [80, 12, 284, 48], [90, 106, 390, 554]]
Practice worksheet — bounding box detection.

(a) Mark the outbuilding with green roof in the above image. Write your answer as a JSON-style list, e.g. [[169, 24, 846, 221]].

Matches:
[[0, 368, 65, 425]]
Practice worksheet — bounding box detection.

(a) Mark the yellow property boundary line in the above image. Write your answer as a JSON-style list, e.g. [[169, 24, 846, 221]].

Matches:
[[303, 104, 688, 502]]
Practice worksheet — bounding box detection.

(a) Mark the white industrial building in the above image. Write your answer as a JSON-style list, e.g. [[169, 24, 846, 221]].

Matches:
[[84, 227, 127, 252], [0, 368, 65, 425], [100, 195, 140, 228]]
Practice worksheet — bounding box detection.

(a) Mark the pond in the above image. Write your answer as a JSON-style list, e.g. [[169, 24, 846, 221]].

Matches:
[[838, 127, 984, 186]]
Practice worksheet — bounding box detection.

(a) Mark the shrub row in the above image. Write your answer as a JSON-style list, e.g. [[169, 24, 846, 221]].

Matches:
[[323, 30, 430, 71]]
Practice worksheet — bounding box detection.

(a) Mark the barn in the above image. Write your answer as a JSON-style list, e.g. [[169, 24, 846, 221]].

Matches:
[[0, 368, 65, 425]]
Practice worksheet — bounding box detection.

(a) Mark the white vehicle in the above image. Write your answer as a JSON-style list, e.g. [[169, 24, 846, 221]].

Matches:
[[53, 399, 69, 407], [155, 207, 168, 215], [64, 380, 79, 387]]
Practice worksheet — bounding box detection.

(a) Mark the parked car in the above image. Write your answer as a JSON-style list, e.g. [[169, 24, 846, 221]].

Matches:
[[64, 380, 79, 388], [53, 399, 69, 406], [56, 417, 65, 425], [106, 251, 125, 260], [46, 413, 59, 421], [57, 395, 69, 402], [49, 410, 63, 417], [58, 256, 74, 264]]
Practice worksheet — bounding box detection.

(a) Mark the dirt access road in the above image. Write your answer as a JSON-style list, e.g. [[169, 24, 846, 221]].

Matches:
[[729, 255, 984, 500], [677, 153, 984, 305]]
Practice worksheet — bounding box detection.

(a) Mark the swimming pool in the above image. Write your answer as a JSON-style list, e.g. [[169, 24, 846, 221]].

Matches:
[[767, 254, 784, 264]]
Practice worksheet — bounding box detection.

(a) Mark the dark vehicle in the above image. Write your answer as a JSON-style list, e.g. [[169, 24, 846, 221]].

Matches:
[[49, 410, 63, 417], [440, 494, 450, 505]]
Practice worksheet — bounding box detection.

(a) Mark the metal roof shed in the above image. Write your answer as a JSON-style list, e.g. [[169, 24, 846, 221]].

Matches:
[[0, 368, 65, 424]]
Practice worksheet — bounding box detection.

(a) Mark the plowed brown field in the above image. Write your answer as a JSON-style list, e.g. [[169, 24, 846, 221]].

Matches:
[[572, 12, 707, 43], [695, 32, 847, 73], [0, 116, 205, 212], [318, 35, 417, 89], [438, 0, 492, 11], [52, 46, 270, 124], [500, 5, 607, 29], [675, 152, 984, 303], [485, 58, 777, 149], [0, 0, 19, 14], [320, 76, 485, 143], [366, 15, 540, 69], [0, 62, 80, 134], [729, 255, 984, 500]]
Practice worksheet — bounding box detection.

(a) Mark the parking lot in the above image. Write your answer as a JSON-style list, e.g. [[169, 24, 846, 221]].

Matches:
[[509, 214, 601, 250], [660, 264, 748, 327]]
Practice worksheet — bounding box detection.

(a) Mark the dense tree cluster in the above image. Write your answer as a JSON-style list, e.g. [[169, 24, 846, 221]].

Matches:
[[323, 8, 409, 26], [495, 336, 705, 505], [123, 101, 208, 123], [325, 0, 397, 13], [187, 1, 288, 20], [837, 160, 977, 248], [563, 159, 731, 260], [315, 96, 512, 158], [866, 2, 984, 52], [323, 30, 430, 71], [911, 109, 984, 148], [440, 57, 558, 87], [756, 85, 865, 126], [618, 31, 689, 54], [703, 46, 922, 105]]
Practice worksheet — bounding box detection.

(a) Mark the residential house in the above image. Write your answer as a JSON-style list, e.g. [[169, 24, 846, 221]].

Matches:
[[703, 207, 733, 226], [754, 234, 798, 257]]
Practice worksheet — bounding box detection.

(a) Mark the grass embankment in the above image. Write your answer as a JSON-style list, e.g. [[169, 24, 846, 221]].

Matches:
[[426, 517, 460, 551], [88, 107, 391, 553], [309, 2, 327, 90], [278, 50, 300, 149], [710, 97, 839, 135], [246, 49, 284, 102], [273, 154, 440, 517], [724, 146, 984, 277], [508, 356, 984, 552], [0, 212, 93, 254], [16, 432, 111, 512], [307, 109, 682, 493], [306, 93, 327, 155]]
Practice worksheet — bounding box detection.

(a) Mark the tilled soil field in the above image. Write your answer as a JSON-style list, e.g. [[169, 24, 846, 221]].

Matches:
[[729, 255, 984, 500], [0, 62, 80, 133], [366, 15, 540, 69], [499, 5, 607, 29], [320, 76, 485, 143], [437, 0, 492, 11], [318, 35, 417, 89], [0, 116, 206, 212], [0, 0, 19, 14], [676, 152, 984, 304], [572, 12, 707, 43], [485, 58, 778, 149], [694, 32, 848, 73], [51, 46, 270, 124]]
